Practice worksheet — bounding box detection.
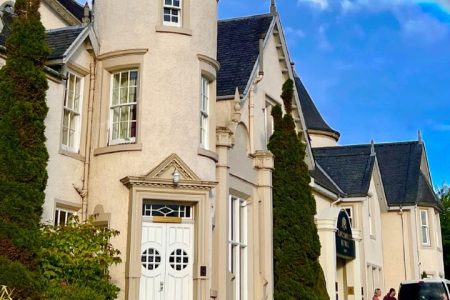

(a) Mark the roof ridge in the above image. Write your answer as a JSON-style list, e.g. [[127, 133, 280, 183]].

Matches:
[[218, 13, 272, 23], [46, 25, 85, 33]]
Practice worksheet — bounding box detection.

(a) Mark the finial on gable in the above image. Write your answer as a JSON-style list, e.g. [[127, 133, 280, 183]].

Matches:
[[270, 0, 277, 15], [418, 130, 423, 144], [82, 2, 90, 25], [370, 139, 376, 156]]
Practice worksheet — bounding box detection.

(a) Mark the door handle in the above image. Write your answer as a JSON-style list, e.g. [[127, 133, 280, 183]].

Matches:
[[160, 281, 164, 292]]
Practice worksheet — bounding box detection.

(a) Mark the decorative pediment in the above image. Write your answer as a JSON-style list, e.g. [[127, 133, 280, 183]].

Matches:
[[145, 153, 200, 181], [120, 153, 216, 191]]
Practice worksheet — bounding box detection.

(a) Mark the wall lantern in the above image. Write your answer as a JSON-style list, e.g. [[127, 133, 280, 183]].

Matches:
[[173, 169, 181, 186]]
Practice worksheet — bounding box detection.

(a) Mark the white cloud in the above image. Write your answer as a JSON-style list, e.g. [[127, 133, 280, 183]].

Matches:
[[297, 0, 329, 10], [285, 26, 306, 38], [317, 24, 333, 50], [395, 8, 450, 43]]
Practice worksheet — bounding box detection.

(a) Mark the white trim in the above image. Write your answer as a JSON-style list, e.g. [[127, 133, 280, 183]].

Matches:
[[200, 76, 210, 150], [162, 0, 182, 27], [108, 69, 139, 145], [420, 209, 430, 246], [61, 72, 84, 152], [54, 207, 75, 226], [228, 195, 248, 300]]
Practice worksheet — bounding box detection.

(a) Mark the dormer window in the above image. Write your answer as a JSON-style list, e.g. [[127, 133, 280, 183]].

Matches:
[[163, 0, 182, 27]]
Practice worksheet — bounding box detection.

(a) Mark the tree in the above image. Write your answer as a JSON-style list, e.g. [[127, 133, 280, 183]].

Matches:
[[268, 79, 329, 299], [0, 0, 49, 296], [0, 0, 49, 245], [439, 188, 450, 277]]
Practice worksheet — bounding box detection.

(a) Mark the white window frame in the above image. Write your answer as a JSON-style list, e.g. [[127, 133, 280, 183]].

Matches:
[[264, 104, 274, 146], [61, 72, 83, 152], [200, 76, 209, 149], [436, 212, 442, 249], [54, 207, 75, 226], [163, 0, 182, 27], [109, 69, 138, 145], [420, 209, 430, 246], [343, 207, 353, 228], [228, 196, 248, 300]]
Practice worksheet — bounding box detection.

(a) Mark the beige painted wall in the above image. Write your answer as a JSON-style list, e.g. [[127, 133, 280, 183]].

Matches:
[[310, 133, 338, 148], [43, 46, 93, 224], [40, 1, 70, 29], [86, 0, 218, 296]]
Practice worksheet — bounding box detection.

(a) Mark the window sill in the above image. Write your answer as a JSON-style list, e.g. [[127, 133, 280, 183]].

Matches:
[[59, 148, 85, 162], [94, 143, 142, 156], [198, 147, 218, 162], [155, 25, 192, 36]]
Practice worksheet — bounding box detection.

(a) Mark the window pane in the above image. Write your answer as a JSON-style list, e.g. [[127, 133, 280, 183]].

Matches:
[[74, 77, 81, 112], [60, 211, 66, 225], [120, 121, 128, 139], [120, 106, 128, 121], [422, 227, 428, 244], [129, 87, 137, 103], [165, 0, 172, 5], [54, 210, 58, 226], [120, 87, 128, 104], [112, 123, 119, 140], [421, 211, 427, 226], [120, 72, 128, 88], [174, 0, 180, 7], [130, 71, 138, 86]]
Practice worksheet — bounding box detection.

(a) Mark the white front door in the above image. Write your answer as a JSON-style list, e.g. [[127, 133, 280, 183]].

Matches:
[[140, 222, 194, 300]]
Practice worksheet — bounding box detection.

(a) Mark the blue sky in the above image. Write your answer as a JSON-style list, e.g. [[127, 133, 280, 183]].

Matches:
[[218, 0, 450, 187], [78, 0, 449, 187]]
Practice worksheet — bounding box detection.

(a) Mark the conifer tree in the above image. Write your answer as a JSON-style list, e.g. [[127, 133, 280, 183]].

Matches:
[[0, 0, 49, 264], [268, 79, 329, 299]]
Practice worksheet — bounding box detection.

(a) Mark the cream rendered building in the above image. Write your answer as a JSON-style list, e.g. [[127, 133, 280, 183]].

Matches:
[[0, 1, 445, 300], [297, 73, 444, 299]]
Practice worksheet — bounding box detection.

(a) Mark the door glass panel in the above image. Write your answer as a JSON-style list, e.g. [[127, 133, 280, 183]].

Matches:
[[141, 248, 161, 271]]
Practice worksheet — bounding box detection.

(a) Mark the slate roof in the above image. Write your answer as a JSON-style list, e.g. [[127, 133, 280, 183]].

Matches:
[[46, 26, 85, 60], [312, 141, 440, 208], [0, 23, 84, 61], [313, 145, 374, 197], [56, 0, 85, 21], [217, 14, 274, 97], [310, 162, 345, 196], [294, 74, 340, 138]]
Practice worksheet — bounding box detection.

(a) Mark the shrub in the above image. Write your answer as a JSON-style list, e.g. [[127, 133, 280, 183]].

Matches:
[[0, 257, 42, 300], [39, 216, 121, 300]]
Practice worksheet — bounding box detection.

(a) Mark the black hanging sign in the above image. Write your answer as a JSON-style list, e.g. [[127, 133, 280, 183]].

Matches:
[[335, 210, 356, 259]]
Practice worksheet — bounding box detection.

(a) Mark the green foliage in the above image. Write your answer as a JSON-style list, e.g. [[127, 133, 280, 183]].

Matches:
[[0, 257, 42, 300], [439, 188, 450, 277], [44, 282, 108, 300], [0, 0, 49, 249], [0, 1, 49, 298], [268, 79, 329, 299], [39, 216, 122, 300]]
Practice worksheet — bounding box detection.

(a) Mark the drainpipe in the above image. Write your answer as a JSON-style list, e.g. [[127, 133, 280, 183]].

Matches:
[[331, 197, 342, 207], [399, 206, 408, 279], [81, 53, 97, 221], [248, 36, 265, 153], [414, 204, 421, 277]]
